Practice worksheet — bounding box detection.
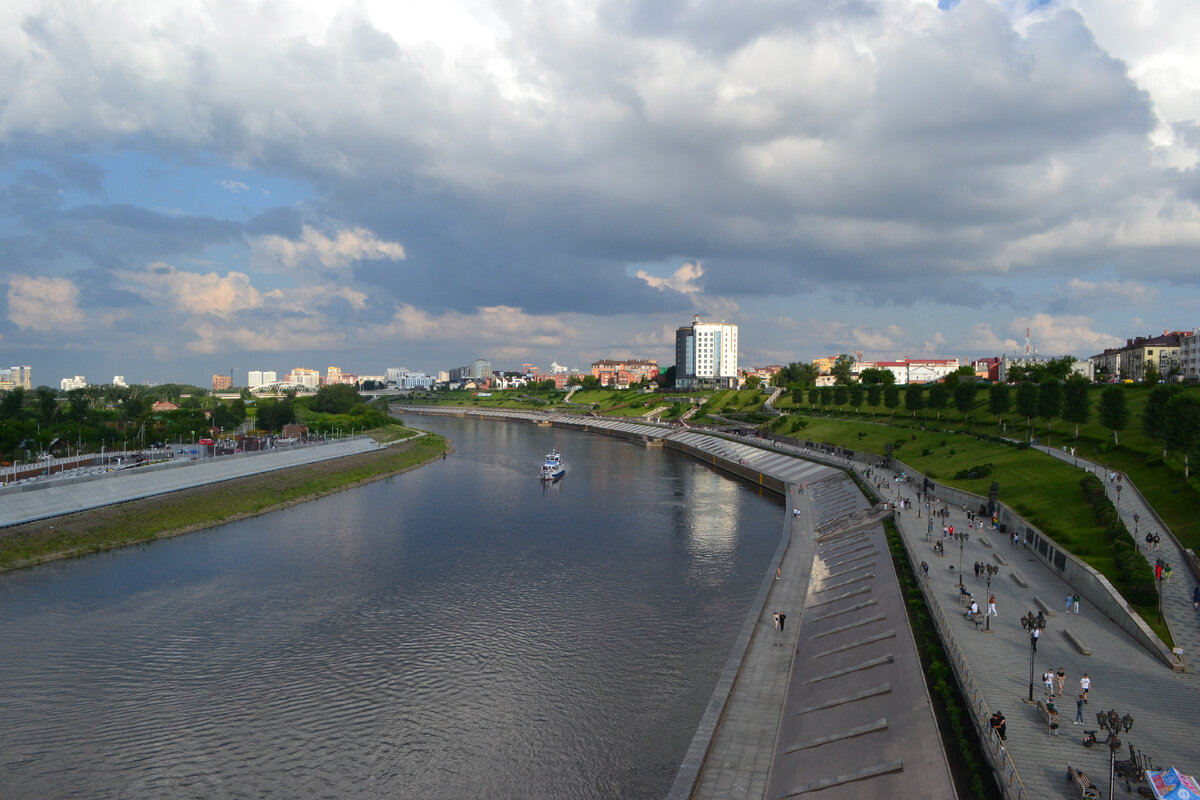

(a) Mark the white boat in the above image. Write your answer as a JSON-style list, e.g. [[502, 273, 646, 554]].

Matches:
[[540, 448, 565, 480]]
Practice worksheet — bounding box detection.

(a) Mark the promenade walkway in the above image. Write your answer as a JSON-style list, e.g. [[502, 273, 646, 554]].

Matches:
[[0, 438, 378, 528], [878, 468, 1200, 799], [1034, 445, 1200, 671]]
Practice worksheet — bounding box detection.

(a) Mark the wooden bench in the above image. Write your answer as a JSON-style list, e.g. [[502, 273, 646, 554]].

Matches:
[[1010, 570, 1029, 587], [1037, 699, 1062, 735], [964, 611, 983, 629], [1032, 596, 1057, 616], [1064, 629, 1093, 656], [1067, 763, 1101, 799]]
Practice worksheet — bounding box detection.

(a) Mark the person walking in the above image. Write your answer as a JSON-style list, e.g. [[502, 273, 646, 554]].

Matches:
[[1065, 593, 1074, 613], [1073, 593, 1081, 615], [1057, 667, 1066, 696], [1193, 586, 1200, 610], [988, 594, 997, 617], [1043, 670, 1055, 698], [1080, 673, 1091, 699], [778, 612, 786, 632], [1075, 694, 1086, 725], [1031, 627, 1041, 652], [772, 612, 780, 631]]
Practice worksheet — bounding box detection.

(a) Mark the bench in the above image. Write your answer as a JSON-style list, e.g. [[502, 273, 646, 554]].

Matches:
[[964, 611, 983, 629], [979, 536, 993, 549], [1032, 596, 1057, 616], [1010, 570, 1029, 587], [1064, 629, 1093, 656], [992, 553, 1008, 566], [1037, 699, 1062, 735], [1067, 764, 1101, 799]]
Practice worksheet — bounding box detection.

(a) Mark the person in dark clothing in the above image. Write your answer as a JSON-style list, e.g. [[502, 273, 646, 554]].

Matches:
[[778, 612, 786, 632], [990, 712, 1007, 741]]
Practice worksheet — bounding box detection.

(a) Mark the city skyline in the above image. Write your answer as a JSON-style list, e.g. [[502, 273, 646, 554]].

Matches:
[[2, 1, 1200, 385]]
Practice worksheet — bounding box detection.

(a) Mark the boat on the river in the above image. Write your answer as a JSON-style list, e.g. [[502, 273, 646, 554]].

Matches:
[[540, 448, 565, 480]]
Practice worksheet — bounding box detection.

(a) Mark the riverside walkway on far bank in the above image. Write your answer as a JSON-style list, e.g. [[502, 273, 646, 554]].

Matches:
[[0, 438, 379, 529]]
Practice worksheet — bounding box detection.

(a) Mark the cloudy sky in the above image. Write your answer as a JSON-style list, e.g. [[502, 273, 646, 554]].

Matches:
[[2, 0, 1199, 386]]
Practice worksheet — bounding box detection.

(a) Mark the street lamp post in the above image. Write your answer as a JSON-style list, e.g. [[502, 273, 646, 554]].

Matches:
[[984, 564, 1000, 632], [1028, 630, 1037, 701], [954, 531, 971, 587], [1134, 513, 1140, 538]]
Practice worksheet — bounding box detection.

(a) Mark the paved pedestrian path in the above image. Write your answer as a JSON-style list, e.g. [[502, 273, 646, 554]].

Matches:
[[1035, 445, 1200, 671], [0, 438, 379, 528], [881, 474, 1200, 799]]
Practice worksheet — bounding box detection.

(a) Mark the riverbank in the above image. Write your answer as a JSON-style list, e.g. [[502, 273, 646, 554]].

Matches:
[[0, 432, 448, 572]]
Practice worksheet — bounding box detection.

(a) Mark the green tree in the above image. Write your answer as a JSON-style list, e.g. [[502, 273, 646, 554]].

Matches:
[[808, 387, 820, 407], [831, 354, 856, 385], [883, 385, 900, 418], [1061, 375, 1091, 439], [953, 382, 978, 424], [1036, 380, 1062, 435], [35, 386, 58, 423], [581, 375, 600, 390], [858, 367, 895, 385], [1163, 394, 1200, 478], [1015, 382, 1038, 437], [1143, 362, 1161, 386], [1098, 385, 1129, 445], [904, 383, 924, 413], [927, 383, 948, 419], [833, 385, 849, 408], [311, 384, 364, 414], [849, 383, 865, 412], [866, 384, 882, 409], [988, 383, 1010, 431], [0, 387, 25, 420], [819, 386, 834, 407], [1142, 384, 1179, 456]]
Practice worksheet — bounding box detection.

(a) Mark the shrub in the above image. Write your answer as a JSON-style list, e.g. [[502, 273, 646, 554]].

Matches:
[[953, 463, 994, 480]]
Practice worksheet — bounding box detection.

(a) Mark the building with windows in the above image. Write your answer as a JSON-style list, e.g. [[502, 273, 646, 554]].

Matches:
[[60, 375, 86, 391], [212, 374, 232, 391], [675, 315, 738, 390], [325, 366, 358, 385], [1088, 331, 1192, 382], [112, 375, 127, 388], [1179, 329, 1200, 382], [591, 358, 659, 388], [286, 367, 321, 388], [0, 365, 32, 391], [247, 370, 278, 388]]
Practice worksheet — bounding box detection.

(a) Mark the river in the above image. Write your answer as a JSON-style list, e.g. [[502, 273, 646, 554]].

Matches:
[[0, 415, 782, 799]]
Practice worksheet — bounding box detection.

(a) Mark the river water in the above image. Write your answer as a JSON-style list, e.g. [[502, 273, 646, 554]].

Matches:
[[0, 416, 782, 799]]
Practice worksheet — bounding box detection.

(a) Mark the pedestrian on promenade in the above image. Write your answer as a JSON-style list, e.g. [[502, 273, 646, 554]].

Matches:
[[974, 562, 981, 579], [1035, 610, 1046, 630], [1193, 586, 1200, 610], [772, 612, 780, 630], [1075, 694, 1085, 725], [1073, 593, 1081, 614], [778, 612, 786, 632], [1146, 532, 1154, 550], [1154, 533, 1161, 551], [988, 595, 997, 617], [1043, 670, 1055, 697], [1065, 593, 1074, 613], [1165, 563, 1173, 582], [990, 711, 1007, 741], [1080, 673, 1091, 699], [1031, 627, 1041, 652], [1057, 667, 1066, 695]]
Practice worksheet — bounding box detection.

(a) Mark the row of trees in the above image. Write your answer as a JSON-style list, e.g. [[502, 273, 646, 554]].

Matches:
[[797, 378, 1199, 464]]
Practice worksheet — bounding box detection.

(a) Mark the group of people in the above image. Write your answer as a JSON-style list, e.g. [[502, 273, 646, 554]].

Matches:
[[771, 611, 787, 632], [1154, 559, 1173, 582], [1145, 531, 1162, 550], [1064, 592, 1082, 614]]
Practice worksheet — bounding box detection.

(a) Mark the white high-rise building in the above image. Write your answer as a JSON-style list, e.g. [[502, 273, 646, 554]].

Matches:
[[60, 375, 87, 391], [248, 370, 278, 388], [675, 315, 738, 389], [112, 375, 127, 387]]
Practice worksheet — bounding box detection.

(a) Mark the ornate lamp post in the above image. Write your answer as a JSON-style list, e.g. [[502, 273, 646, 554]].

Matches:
[[953, 531, 971, 587], [984, 564, 1000, 632], [1134, 513, 1140, 538]]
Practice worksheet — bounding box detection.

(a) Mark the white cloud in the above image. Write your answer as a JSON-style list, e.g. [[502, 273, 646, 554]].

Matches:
[[7, 275, 84, 331], [253, 225, 406, 271], [1053, 277, 1158, 308], [1010, 313, 1122, 356], [218, 178, 249, 193], [636, 261, 705, 294]]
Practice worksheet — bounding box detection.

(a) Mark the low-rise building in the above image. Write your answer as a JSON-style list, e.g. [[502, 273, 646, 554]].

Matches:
[[60, 375, 87, 391], [1179, 329, 1200, 381], [591, 358, 659, 388]]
